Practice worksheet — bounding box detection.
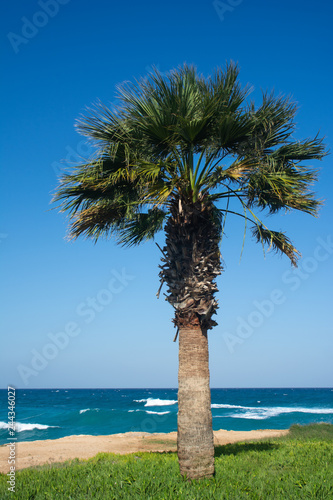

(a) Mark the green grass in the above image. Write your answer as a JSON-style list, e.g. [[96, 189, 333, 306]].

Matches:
[[1, 424, 332, 499]]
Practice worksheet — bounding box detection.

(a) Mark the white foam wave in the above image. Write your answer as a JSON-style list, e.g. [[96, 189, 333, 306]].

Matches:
[[145, 411, 170, 415], [0, 422, 58, 432], [134, 398, 177, 407], [211, 404, 244, 409], [79, 408, 100, 414], [228, 406, 333, 420]]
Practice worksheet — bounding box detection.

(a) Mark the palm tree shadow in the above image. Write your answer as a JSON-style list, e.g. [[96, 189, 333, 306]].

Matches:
[[215, 441, 279, 457]]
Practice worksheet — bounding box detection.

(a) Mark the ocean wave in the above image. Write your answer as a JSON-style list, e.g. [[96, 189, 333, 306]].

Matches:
[[0, 422, 58, 432], [134, 398, 177, 407], [211, 404, 244, 409], [79, 408, 100, 414], [228, 406, 333, 420], [145, 411, 171, 415]]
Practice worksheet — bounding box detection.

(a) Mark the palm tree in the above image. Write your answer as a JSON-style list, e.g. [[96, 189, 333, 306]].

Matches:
[[53, 64, 326, 480]]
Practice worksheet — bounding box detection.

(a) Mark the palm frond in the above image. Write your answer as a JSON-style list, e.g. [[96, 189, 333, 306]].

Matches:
[[68, 201, 131, 241], [117, 208, 167, 246], [206, 62, 252, 113], [246, 160, 322, 215], [252, 225, 301, 266], [270, 136, 327, 162], [249, 92, 297, 151]]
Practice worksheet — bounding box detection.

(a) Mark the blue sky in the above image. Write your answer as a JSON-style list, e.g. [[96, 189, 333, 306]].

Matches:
[[1, 0, 332, 389]]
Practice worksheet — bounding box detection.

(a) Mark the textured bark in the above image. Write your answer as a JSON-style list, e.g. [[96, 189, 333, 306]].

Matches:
[[177, 317, 215, 479], [158, 197, 222, 331]]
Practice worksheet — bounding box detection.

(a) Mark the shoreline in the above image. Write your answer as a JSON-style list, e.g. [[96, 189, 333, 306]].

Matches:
[[0, 428, 289, 474]]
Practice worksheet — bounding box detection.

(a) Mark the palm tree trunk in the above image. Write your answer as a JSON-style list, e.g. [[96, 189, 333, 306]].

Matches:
[[177, 317, 215, 479]]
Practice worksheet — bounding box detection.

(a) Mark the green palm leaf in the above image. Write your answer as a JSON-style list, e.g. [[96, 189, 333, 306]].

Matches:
[[252, 225, 301, 267]]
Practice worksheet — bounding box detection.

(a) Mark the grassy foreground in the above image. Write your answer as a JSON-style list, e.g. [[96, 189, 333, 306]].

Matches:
[[0, 424, 332, 499]]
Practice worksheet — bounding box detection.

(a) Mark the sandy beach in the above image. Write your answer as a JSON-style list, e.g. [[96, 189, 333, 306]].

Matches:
[[0, 429, 288, 474]]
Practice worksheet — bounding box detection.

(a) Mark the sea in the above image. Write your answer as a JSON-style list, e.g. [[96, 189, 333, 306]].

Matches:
[[1, 388, 332, 445]]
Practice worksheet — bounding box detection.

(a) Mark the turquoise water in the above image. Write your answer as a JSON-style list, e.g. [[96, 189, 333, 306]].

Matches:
[[1, 388, 332, 445]]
